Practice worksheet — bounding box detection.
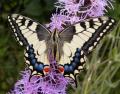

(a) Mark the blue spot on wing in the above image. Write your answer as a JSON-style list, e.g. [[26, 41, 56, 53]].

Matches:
[[69, 66, 74, 72], [74, 57, 79, 63], [31, 59, 37, 65], [75, 53, 80, 57], [64, 48, 84, 75], [71, 62, 77, 69], [25, 45, 46, 75], [29, 54, 34, 59], [64, 65, 69, 73], [34, 63, 44, 72]]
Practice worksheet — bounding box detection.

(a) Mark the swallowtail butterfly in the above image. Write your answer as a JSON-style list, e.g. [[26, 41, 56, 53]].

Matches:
[[8, 14, 116, 80]]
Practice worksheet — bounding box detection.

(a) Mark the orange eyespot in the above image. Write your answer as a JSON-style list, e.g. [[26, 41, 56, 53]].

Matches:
[[58, 66, 64, 73], [44, 67, 50, 73]]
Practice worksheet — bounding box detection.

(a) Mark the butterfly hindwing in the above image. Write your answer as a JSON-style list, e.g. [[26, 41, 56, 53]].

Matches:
[[8, 14, 51, 76], [59, 16, 116, 79]]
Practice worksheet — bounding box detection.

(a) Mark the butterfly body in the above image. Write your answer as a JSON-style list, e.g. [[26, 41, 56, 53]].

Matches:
[[8, 14, 116, 79], [48, 30, 61, 61]]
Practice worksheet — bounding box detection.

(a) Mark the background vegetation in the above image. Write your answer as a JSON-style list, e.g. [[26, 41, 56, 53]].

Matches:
[[0, 0, 120, 94]]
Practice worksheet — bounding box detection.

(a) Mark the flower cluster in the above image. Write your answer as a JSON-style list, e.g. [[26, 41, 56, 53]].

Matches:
[[48, 0, 113, 31], [9, 59, 69, 94]]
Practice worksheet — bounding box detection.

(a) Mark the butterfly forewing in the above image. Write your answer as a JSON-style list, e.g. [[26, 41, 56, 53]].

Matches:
[[8, 14, 51, 46], [80, 17, 116, 54], [8, 14, 51, 76]]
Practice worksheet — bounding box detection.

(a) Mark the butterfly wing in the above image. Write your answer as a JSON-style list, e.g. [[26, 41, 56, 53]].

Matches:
[[8, 14, 51, 76], [80, 17, 116, 54], [59, 16, 116, 79]]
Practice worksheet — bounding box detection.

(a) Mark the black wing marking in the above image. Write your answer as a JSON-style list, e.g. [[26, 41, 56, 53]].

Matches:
[[58, 16, 116, 79], [81, 17, 116, 55]]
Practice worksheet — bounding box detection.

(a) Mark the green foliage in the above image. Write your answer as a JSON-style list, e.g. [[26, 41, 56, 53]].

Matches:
[[0, 0, 120, 93]]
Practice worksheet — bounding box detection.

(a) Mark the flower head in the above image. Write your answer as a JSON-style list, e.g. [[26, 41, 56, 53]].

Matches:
[[9, 55, 69, 94], [48, 13, 67, 31], [87, 0, 113, 17], [49, 0, 114, 31]]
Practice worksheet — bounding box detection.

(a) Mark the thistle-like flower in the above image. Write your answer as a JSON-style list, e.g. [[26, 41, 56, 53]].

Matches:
[[9, 57, 69, 94], [49, 13, 67, 31], [49, 0, 114, 31]]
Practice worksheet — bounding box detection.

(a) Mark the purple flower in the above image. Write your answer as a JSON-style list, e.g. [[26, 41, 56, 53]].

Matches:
[[9, 55, 70, 94], [48, 13, 68, 31], [49, 0, 113, 31], [87, 0, 113, 17]]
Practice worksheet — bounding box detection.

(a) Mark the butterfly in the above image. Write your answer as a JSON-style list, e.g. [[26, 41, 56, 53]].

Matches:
[[8, 14, 116, 80]]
